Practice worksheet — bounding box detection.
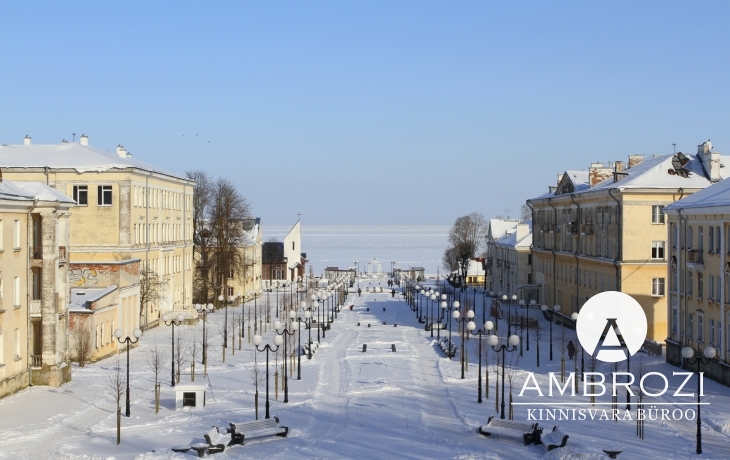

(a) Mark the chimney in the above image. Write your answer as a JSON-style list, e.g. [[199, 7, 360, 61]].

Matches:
[[615, 161, 624, 172], [80, 134, 88, 146], [589, 162, 612, 187], [23, 135, 31, 145], [61, 139, 68, 144], [116, 144, 127, 158], [516, 222, 530, 241], [698, 140, 722, 183], [628, 154, 644, 168]]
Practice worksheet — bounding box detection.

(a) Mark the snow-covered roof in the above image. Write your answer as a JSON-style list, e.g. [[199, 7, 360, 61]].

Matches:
[[664, 176, 730, 212], [488, 219, 519, 241], [565, 170, 590, 192], [0, 142, 190, 181], [0, 180, 74, 204], [69, 286, 117, 312], [494, 222, 532, 250]]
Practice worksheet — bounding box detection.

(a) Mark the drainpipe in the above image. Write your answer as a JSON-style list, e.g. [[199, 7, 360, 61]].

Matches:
[[678, 208, 688, 347], [526, 201, 534, 287], [145, 172, 151, 328], [571, 194, 581, 314], [44, 166, 49, 186], [548, 197, 558, 306], [608, 188, 622, 291]]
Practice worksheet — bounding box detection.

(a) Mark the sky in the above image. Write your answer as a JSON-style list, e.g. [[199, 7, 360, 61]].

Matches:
[[1, 1, 730, 226]]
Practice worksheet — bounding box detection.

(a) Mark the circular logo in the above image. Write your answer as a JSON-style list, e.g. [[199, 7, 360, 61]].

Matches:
[[575, 291, 647, 363]]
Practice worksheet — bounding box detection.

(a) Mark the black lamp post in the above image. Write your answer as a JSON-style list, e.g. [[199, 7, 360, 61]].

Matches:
[[418, 287, 426, 322], [682, 345, 716, 455], [113, 327, 142, 417], [162, 312, 185, 386], [489, 333, 520, 419], [453, 307, 474, 379], [218, 293, 235, 361], [449, 300, 460, 351], [468, 319, 494, 403], [490, 291, 497, 331], [438, 295, 447, 340], [302, 300, 314, 359], [252, 334, 283, 419], [429, 292, 438, 337], [194, 303, 215, 371], [276, 316, 298, 403], [312, 292, 325, 341], [501, 294, 517, 336], [541, 304, 561, 361], [520, 299, 536, 351]]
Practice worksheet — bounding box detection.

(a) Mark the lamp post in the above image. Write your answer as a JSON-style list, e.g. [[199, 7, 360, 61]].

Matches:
[[194, 303, 214, 372], [301, 300, 314, 359], [502, 294, 517, 336], [489, 291, 497, 331], [453, 308, 474, 379], [521, 299, 536, 352], [489, 333, 520, 419], [113, 328, 142, 417], [449, 300, 460, 351], [541, 304, 560, 361], [438, 294, 447, 340], [162, 312, 185, 386], [419, 288, 426, 322], [311, 292, 325, 341], [218, 294, 235, 361], [467, 320, 493, 403], [275, 316, 298, 403], [252, 334, 283, 419], [682, 345, 716, 455], [429, 293, 438, 337]]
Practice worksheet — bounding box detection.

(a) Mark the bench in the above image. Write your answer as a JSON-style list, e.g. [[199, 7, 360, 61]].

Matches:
[[439, 339, 457, 358], [229, 417, 288, 445], [300, 340, 319, 357], [426, 322, 445, 331], [540, 425, 569, 452], [200, 426, 230, 456], [479, 416, 541, 445]]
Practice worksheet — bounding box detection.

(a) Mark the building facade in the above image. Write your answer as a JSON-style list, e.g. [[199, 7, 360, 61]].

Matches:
[[528, 145, 729, 342], [0, 136, 196, 332], [485, 218, 519, 292], [0, 178, 74, 399], [491, 221, 534, 300]]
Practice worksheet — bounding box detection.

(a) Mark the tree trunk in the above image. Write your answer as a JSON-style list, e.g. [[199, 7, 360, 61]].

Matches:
[[495, 368, 499, 411], [116, 407, 121, 445], [275, 370, 279, 400], [509, 393, 513, 420], [485, 367, 489, 399], [255, 391, 259, 420], [155, 383, 160, 414], [191, 363, 195, 382]]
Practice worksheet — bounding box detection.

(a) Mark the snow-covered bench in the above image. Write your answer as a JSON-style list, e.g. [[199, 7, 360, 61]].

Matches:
[[229, 417, 288, 445], [539, 425, 569, 452], [198, 426, 230, 456], [426, 322, 445, 331], [479, 416, 541, 445], [439, 338, 456, 358], [301, 340, 319, 357]]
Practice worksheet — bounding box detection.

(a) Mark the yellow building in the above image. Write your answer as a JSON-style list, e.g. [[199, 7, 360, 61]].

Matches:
[[0, 178, 74, 399], [664, 160, 730, 382], [223, 218, 263, 300], [0, 135, 196, 334], [528, 144, 729, 342], [490, 221, 534, 299]]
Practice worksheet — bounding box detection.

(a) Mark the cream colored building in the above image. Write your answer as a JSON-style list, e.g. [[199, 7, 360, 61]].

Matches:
[[0, 178, 74, 399], [491, 221, 534, 300], [0, 136, 196, 333], [224, 218, 263, 300], [528, 144, 729, 342], [485, 218, 519, 292], [664, 167, 730, 380]]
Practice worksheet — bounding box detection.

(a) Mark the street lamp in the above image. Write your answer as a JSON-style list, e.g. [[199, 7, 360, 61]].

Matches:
[[194, 303, 215, 373], [467, 320, 493, 403], [541, 304, 561, 361], [419, 288, 426, 322], [571, 312, 584, 383], [429, 293, 438, 337], [502, 294, 517, 336], [453, 308, 474, 379], [162, 312, 185, 386], [488, 333, 520, 419], [113, 327, 142, 417], [521, 299, 536, 352], [275, 317, 297, 403], [302, 301, 314, 359], [218, 294, 235, 361], [312, 292, 325, 341], [682, 345, 716, 455], [438, 294, 447, 340], [252, 334, 284, 419]]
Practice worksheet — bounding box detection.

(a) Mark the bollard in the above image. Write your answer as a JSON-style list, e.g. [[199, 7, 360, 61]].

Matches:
[[394, 324, 397, 327], [357, 322, 360, 326], [392, 344, 396, 352], [362, 344, 367, 352], [383, 307, 386, 311], [383, 321, 386, 325], [368, 323, 371, 327], [367, 307, 370, 311]]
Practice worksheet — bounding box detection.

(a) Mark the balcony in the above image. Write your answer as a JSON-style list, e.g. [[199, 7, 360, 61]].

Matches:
[[581, 222, 594, 235], [566, 222, 579, 234], [688, 249, 704, 265], [30, 246, 42, 266], [30, 300, 41, 317]]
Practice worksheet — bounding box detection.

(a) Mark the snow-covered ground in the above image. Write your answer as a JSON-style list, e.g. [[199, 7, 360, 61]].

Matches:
[[1, 278, 730, 459]]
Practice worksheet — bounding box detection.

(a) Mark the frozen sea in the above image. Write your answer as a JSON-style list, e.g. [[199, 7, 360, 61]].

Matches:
[[265, 224, 450, 276]]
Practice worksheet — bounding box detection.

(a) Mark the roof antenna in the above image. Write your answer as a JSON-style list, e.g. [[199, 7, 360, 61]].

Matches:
[[672, 143, 676, 154], [72, 133, 76, 142]]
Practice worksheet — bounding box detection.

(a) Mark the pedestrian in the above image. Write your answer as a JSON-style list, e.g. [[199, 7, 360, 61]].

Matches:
[[567, 340, 576, 360], [358, 288, 362, 297], [391, 289, 395, 298]]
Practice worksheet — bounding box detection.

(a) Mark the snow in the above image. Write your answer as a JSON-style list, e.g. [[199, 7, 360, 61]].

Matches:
[[1, 279, 730, 459], [664, 174, 730, 212], [69, 286, 118, 311], [0, 179, 74, 203]]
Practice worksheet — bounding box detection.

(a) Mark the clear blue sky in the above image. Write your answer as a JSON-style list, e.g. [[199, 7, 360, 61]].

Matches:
[[2, 2, 729, 225]]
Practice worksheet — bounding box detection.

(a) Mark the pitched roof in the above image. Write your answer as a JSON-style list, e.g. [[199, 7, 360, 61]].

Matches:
[[665, 176, 730, 211], [0, 142, 190, 182], [488, 219, 519, 241], [0, 180, 75, 204]]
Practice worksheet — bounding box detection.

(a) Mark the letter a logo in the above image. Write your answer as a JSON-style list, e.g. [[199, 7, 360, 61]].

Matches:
[[575, 292, 647, 363]]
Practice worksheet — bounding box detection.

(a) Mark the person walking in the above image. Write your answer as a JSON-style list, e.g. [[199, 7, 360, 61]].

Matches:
[[567, 340, 576, 360], [391, 289, 395, 298], [358, 288, 362, 297]]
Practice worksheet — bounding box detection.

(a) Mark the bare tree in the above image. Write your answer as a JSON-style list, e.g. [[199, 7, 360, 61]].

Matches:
[[505, 350, 522, 420], [106, 358, 125, 445], [248, 349, 265, 420], [446, 213, 488, 287], [146, 342, 168, 414], [586, 353, 601, 405], [556, 326, 568, 382], [442, 246, 459, 273], [520, 203, 532, 221], [490, 347, 503, 412], [70, 317, 94, 367], [139, 266, 168, 329], [174, 334, 187, 383], [532, 323, 544, 368], [188, 336, 201, 381], [187, 170, 214, 304]]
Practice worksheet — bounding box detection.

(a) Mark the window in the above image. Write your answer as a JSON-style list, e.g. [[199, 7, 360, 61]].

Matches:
[[226, 286, 234, 296], [72, 185, 88, 205], [13, 220, 20, 249], [651, 241, 665, 259], [97, 185, 112, 206], [14, 328, 19, 359], [652, 205, 665, 224], [672, 308, 678, 334], [718, 321, 722, 351], [292, 241, 295, 251], [717, 226, 722, 254], [710, 227, 715, 253], [711, 319, 716, 345], [13, 276, 20, 306], [652, 278, 665, 296], [689, 314, 694, 339], [718, 275, 722, 302], [688, 271, 693, 296], [710, 276, 715, 300], [688, 227, 693, 250], [698, 314, 705, 342], [698, 273, 704, 299], [699, 227, 704, 252]]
